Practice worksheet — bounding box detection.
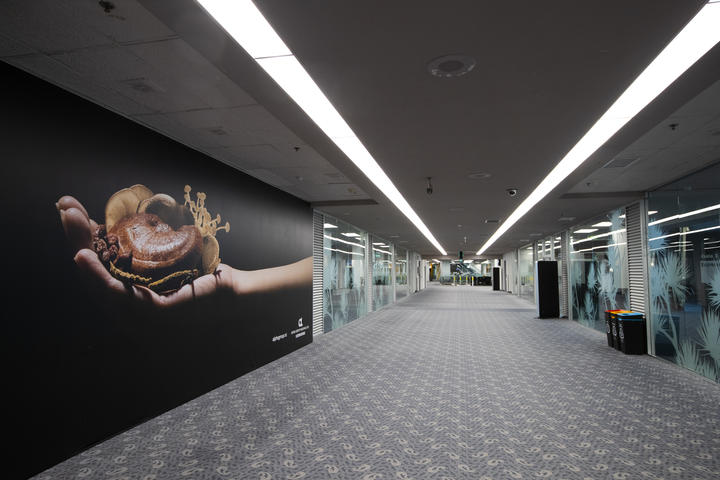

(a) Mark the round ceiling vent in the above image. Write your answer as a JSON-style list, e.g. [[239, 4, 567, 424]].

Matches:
[[427, 54, 476, 78]]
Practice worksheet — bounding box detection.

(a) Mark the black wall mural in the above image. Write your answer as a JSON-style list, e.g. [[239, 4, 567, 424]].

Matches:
[[1, 61, 312, 479]]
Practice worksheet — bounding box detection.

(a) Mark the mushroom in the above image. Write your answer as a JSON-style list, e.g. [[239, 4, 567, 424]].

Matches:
[[129, 184, 153, 202], [201, 235, 220, 274], [138, 193, 193, 229], [105, 186, 153, 231]]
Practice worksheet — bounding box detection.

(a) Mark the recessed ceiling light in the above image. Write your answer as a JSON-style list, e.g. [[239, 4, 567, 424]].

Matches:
[[341, 232, 360, 237], [555, 237, 561, 240], [592, 221, 613, 227], [558, 216, 576, 222], [477, 2, 720, 255], [648, 210, 658, 215], [574, 228, 599, 234], [468, 172, 492, 179], [427, 54, 477, 78], [529, 233, 542, 237], [323, 223, 338, 229], [197, 0, 447, 256]]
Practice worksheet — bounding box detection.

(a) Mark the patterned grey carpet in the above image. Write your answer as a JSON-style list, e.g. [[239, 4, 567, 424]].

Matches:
[[35, 285, 720, 480]]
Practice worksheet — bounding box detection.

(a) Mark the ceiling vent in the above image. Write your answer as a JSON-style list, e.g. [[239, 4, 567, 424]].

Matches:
[[558, 216, 576, 222], [603, 156, 639, 168], [485, 219, 499, 224], [427, 54, 476, 78]]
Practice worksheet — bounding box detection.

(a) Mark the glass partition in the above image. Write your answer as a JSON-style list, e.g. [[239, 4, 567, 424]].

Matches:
[[518, 244, 535, 301], [648, 165, 720, 382], [569, 208, 629, 331], [323, 216, 367, 333], [372, 237, 393, 310], [395, 247, 408, 300]]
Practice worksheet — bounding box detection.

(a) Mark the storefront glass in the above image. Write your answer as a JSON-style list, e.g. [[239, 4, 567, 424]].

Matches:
[[570, 208, 629, 331], [322, 216, 367, 332], [372, 237, 393, 310], [395, 247, 408, 300], [518, 244, 535, 301], [648, 165, 720, 382]]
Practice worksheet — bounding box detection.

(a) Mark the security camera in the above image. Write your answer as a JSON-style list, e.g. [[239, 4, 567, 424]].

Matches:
[[426, 177, 433, 195], [507, 188, 518, 196]]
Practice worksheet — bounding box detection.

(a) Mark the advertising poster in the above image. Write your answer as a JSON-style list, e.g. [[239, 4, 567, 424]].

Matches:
[[2, 62, 312, 478]]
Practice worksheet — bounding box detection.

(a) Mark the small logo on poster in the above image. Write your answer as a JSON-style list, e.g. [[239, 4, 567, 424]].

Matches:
[[298, 317, 303, 327]]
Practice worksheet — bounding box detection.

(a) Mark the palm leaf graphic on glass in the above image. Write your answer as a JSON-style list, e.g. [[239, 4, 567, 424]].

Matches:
[[676, 338, 717, 380], [650, 248, 691, 357], [576, 261, 598, 327], [706, 267, 720, 311], [699, 266, 720, 381], [597, 260, 618, 310], [697, 309, 720, 380], [583, 290, 596, 327]]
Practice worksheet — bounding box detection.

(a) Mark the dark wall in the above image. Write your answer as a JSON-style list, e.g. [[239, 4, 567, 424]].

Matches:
[[1, 61, 312, 479]]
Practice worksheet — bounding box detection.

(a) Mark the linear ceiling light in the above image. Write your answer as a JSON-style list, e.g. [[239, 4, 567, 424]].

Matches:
[[477, 1, 720, 255], [198, 0, 447, 255], [648, 203, 720, 226]]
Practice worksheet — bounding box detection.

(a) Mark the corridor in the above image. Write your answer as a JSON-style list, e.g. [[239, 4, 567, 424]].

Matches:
[[36, 285, 720, 479]]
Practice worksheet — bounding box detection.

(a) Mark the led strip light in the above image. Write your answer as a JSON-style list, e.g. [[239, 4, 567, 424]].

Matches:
[[477, 1, 720, 255], [197, 0, 447, 255]]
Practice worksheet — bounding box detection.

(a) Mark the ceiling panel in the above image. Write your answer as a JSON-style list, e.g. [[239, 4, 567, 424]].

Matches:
[[0, 0, 174, 54], [125, 39, 257, 110], [0, 32, 34, 57], [4, 53, 152, 115], [138, 105, 306, 148]]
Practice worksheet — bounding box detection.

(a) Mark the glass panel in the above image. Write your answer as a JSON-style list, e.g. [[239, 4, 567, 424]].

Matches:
[[648, 165, 720, 382], [322, 216, 366, 333], [518, 244, 535, 301], [395, 247, 408, 300], [372, 237, 393, 310], [569, 208, 629, 331]]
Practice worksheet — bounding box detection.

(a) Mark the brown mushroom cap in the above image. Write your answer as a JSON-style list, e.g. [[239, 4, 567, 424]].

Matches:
[[110, 213, 203, 278]]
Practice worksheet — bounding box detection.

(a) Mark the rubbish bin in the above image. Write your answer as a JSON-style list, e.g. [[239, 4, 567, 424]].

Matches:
[[604, 310, 623, 347], [617, 312, 646, 355], [606, 310, 631, 349]]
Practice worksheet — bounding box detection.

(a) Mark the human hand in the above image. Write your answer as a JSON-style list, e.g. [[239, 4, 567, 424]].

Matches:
[[57, 195, 236, 308]]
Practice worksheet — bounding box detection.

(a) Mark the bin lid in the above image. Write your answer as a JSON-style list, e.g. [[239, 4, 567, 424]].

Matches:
[[617, 313, 644, 320]]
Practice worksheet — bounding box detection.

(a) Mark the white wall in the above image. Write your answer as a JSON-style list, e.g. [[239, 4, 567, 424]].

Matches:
[[502, 250, 518, 294]]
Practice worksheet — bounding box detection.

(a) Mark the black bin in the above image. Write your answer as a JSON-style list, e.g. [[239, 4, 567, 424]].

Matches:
[[617, 313, 646, 355], [605, 310, 630, 349], [604, 310, 620, 347]]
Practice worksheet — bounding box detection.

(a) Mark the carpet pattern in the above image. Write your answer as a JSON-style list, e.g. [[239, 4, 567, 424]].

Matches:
[[35, 285, 720, 479]]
